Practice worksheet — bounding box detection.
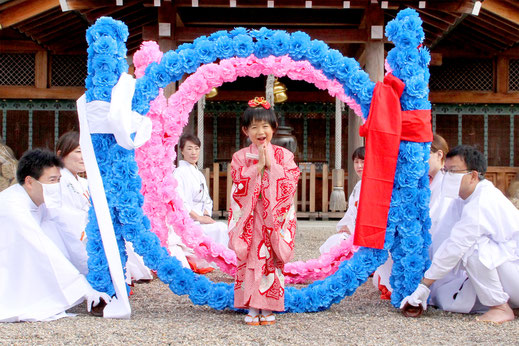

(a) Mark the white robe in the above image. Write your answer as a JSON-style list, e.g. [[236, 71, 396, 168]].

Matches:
[[57, 169, 152, 283], [425, 180, 519, 312], [172, 160, 229, 247], [319, 180, 361, 255], [0, 184, 92, 322]]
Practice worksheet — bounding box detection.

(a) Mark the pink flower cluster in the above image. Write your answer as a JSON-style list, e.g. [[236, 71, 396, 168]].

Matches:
[[134, 43, 362, 283]]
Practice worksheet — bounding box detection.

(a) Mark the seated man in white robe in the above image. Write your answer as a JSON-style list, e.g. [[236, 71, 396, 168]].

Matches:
[[401, 145, 519, 323], [170, 134, 229, 273], [0, 148, 108, 322]]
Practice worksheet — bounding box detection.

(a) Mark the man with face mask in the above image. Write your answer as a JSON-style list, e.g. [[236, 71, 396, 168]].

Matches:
[[401, 145, 519, 323], [0, 148, 109, 322]]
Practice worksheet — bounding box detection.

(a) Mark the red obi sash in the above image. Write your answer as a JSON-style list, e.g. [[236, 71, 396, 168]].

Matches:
[[353, 73, 433, 249]]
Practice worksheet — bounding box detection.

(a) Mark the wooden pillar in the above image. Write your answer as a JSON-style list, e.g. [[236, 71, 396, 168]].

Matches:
[[347, 108, 364, 195], [348, 3, 383, 196], [158, 0, 177, 99]]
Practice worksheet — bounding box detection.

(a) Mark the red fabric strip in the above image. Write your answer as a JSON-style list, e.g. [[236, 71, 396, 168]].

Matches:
[[353, 73, 404, 249]]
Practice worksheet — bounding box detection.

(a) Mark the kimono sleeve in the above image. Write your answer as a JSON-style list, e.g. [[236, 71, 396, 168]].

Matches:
[[173, 168, 193, 214], [227, 149, 262, 260], [262, 146, 300, 264]]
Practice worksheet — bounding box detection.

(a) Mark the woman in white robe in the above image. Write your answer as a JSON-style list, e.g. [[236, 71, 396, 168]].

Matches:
[[170, 134, 229, 271], [56, 132, 152, 283], [319, 147, 364, 254]]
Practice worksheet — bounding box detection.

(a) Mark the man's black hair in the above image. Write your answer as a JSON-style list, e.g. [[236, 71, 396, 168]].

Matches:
[[446, 145, 487, 180], [241, 106, 278, 130], [352, 146, 365, 161], [16, 148, 63, 185]]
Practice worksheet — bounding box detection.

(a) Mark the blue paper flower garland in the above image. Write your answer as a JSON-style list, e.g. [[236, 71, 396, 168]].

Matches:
[[84, 8, 431, 312]]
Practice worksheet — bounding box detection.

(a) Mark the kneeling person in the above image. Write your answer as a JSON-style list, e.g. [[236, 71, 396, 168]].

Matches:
[[0, 149, 108, 322], [401, 145, 519, 323]]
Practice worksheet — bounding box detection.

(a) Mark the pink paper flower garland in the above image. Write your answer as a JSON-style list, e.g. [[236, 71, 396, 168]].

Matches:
[[134, 44, 361, 283]]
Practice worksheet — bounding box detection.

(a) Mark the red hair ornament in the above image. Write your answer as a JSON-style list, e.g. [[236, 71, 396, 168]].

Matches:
[[248, 97, 271, 110]]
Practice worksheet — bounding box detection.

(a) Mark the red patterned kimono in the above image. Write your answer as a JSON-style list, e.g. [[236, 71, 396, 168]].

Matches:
[[228, 143, 299, 311]]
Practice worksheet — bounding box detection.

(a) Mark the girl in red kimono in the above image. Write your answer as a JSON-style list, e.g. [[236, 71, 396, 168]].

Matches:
[[228, 97, 300, 325]]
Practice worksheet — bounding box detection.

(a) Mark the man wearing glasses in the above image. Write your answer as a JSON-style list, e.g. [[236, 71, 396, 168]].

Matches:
[[401, 145, 519, 323]]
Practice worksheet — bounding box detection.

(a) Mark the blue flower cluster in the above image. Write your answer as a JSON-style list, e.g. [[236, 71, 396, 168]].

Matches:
[[385, 8, 431, 111], [84, 8, 431, 312], [130, 26, 375, 119], [384, 9, 433, 307]]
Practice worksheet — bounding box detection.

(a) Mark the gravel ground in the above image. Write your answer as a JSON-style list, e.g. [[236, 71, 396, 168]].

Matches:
[[1, 221, 518, 345]]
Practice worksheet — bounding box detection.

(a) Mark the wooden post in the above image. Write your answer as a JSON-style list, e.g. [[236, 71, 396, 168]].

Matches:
[[158, 1, 177, 99], [212, 162, 219, 214], [226, 163, 232, 212], [301, 167, 307, 212], [204, 167, 210, 188], [322, 163, 329, 215], [309, 164, 316, 219], [330, 168, 346, 212], [348, 108, 364, 195], [347, 3, 383, 196], [35, 51, 48, 89]]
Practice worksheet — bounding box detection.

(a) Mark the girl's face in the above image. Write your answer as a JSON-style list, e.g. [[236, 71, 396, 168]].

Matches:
[[242, 119, 275, 148], [63, 146, 85, 176], [353, 157, 364, 178], [428, 150, 443, 178], [181, 140, 200, 165]]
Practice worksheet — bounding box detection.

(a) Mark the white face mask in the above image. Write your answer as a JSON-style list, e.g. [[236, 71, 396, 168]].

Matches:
[[37, 180, 62, 208], [441, 172, 466, 199]]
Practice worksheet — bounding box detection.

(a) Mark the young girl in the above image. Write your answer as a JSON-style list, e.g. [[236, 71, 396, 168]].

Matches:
[[228, 97, 300, 326], [319, 146, 364, 254]]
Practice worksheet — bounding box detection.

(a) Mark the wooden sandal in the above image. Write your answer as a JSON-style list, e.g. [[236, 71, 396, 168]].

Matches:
[[259, 313, 276, 325], [244, 314, 260, 326]]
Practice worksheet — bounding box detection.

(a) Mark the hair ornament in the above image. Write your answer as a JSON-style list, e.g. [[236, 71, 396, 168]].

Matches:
[[248, 96, 271, 110]]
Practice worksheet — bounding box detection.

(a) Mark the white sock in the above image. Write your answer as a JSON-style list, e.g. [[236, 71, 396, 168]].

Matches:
[[260, 309, 272, 316], [248, 308, 259, 317]]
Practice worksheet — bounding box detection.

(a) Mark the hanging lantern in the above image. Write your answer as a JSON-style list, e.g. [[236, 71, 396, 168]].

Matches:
[[205, 87, 218, 99], [273, 78, 287, 103]]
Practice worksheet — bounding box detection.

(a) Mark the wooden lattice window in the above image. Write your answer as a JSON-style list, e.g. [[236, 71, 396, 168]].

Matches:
[[430, 58, 493, 91], [509, 59, 519, 91], [51, 55, 87, 87], [0, 53, 35, 86]]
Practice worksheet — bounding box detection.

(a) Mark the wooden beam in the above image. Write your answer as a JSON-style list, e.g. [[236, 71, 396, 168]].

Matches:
[[0, 86, 85, 99], [208, 90, 334, 103], [414, 0, 474, 14], [0, 40, 45, 52], [173, 0, 370, 9], [174, 27, 368, 44], [0, 0, 60, 29], [61, 0, 112, 11], [482, 0, 519, 25], [429, 91, 519, 104]]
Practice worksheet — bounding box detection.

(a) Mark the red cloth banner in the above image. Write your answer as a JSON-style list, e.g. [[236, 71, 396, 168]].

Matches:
[[353, 73, 432, 249]]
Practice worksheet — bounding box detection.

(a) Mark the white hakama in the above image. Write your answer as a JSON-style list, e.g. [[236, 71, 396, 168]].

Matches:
[[0, 184, 92, 322], [319, 180, 361, 255], [425, 180, 519, 312]]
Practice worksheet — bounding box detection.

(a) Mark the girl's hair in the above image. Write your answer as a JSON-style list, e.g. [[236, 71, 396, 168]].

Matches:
[[56, 131, 80, 158], [241, 106, 278, 130], [352, 146, 365, 161], [179, 133, 201, 150], [431, 133, 449, 164]]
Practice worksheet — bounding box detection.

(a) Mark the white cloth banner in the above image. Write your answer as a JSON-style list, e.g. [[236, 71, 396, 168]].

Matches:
[[76, 73, 151, 319]]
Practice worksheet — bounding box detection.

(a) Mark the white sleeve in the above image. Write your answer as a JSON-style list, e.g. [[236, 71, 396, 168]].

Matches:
[[425, 207, 481, 280], [173, 169, 193, 214], [201, 173, 213, 215], [336, 181, 360, 232]]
